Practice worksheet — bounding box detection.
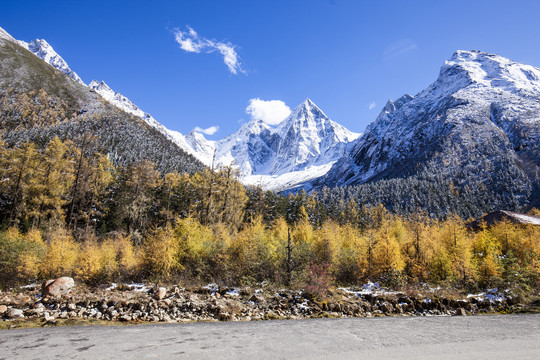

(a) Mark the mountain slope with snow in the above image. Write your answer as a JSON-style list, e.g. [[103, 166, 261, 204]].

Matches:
[[88, 80, 216, 165], [215, 99, 360, 190], [318, 50, 540, 207], [0, 25, 360, 191], [17, 39, 85, 85], [0, 25, 204, 175]]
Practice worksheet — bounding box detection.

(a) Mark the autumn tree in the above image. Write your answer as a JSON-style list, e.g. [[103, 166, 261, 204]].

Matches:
[[112, 160, 161, 234], [0, 141, 39, 226], [27, 137, 75, 228]]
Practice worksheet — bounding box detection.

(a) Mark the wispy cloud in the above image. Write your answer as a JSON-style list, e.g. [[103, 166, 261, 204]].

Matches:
[[194, 125, 219, 135], [246, 98, 291, 125], [369, 102, 376, 110], [383, 39, 418, 61], [173, 26, 245, 75]]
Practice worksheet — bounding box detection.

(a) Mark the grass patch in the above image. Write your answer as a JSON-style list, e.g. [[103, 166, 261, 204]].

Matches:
[[0, 318, 147, 330]]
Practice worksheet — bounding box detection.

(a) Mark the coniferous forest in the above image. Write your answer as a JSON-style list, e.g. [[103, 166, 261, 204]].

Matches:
[[0, 136, 538, 294]]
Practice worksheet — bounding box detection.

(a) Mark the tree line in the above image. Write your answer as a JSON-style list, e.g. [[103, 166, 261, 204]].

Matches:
[[0, 137, 538, 291]]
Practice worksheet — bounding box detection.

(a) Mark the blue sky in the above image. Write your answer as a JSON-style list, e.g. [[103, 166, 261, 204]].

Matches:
[[3, 0, 540, 138]]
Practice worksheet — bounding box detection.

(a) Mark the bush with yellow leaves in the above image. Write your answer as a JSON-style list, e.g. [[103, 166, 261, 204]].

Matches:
[[140, 226, 181, 280], [39, 228, 79, 279]]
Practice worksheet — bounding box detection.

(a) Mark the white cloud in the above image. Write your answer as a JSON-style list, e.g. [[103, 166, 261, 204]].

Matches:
[[173, 26, 245, 75], [383, 39, 418, 61], [193, 126, 219, 135], [246, 98, 291, 125], [369, 102, 376, 110]]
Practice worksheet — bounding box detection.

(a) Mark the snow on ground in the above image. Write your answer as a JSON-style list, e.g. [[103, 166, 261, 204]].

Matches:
[[125, 283, 151, 292], [467, 288, 508, 303], [202, 283, 219, 292], [226, 288, 240, 297], [511, 213, 540, 226], [242, 162, 335, 191], [339, 281, 401, 297]]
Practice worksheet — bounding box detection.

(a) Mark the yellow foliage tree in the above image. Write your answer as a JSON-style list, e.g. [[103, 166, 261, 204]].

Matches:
[[370, 215, 405, 276], [40, 228, 79, 278], [140, 226, 180, 279], [473, 228, 501, 283], [437, 216, 475, 281]]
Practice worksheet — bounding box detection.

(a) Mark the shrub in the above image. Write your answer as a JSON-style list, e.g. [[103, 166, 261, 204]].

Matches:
[[140, 226, 180, 280], [40, 228, 79, 278]]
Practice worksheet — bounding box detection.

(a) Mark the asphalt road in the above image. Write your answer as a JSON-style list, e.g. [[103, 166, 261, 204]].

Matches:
[[1, 314, 539, 359]]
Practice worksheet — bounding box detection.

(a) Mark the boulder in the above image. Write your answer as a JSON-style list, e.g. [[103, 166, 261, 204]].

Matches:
[[43, 311, 55, 322], [6, 307, 24, 319], [155, 287, 167, 300], [42, 277, 75, 297], [0, 304, 7, 314], [456, 308, 467, 316], [249, 294, 266, 304]]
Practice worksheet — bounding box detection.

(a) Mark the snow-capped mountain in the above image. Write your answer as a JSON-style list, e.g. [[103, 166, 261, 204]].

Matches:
[[319, 50, 540, 206], [0, 26, 16, 43], [88, 80, 216, 164], [215, 99, 360, 190], [0, 25, 361, 190], [0, 25, 204, 175], [185, 130, 217, 165], [18, 39, 85, 85]]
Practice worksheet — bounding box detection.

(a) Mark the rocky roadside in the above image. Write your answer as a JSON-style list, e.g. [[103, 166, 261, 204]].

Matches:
[[0, 279, 525, 328]]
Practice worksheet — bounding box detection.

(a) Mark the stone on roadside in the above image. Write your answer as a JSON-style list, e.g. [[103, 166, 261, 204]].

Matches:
[[0, 304, 7, 314], [43, 311, 55, 322], [119, 314, 132, 322], [42, 277, 75, 297], [155, 287, 167, 300], [249, 294, 266, 304], [6, 308, 24, 319]]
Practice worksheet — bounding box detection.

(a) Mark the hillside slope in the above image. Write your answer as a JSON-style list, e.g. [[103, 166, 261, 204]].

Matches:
[[317, 50, 540, 209], [0, 29, 204, 175]]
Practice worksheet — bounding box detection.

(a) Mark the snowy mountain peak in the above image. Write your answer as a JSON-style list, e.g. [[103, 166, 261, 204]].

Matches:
[[88, 80, 111, 92], [381, 99, 396, 114], [21, 38, 85, 85], [187, 129, 211, 144], [302, 97, 317, 108], [289, 98, 328, 121], [185, 130, 216, 166], [214, 99, 360, 190], [434, 50, 540, 96], [0, 26, 16, 43]]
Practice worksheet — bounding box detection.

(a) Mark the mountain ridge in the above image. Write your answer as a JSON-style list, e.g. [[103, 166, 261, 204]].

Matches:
[[0, 25, 360, 190], [316, 49, 540, 209], [214, 98, 360, 190], [0, 25, 204, 175]]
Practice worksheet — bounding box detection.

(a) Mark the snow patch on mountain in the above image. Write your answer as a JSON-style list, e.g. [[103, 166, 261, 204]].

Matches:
[[0, 26, 17, 43], [18, 39, 85, 85], [88, 80, 216, 163], [243, 162, 335, 191]]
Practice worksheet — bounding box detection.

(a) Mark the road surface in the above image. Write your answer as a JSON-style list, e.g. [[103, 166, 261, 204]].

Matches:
[[1, 314, 539, 359]]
